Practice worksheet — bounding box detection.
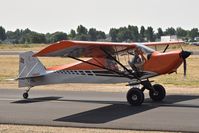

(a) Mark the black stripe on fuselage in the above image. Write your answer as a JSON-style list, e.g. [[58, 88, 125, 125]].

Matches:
[[55, 70, 125, 77], [94, 74, 123, 77], [92, 70, 115, 74]]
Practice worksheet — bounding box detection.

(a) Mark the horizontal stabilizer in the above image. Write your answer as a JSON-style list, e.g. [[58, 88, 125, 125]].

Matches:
[[5, 78, 17, 81]]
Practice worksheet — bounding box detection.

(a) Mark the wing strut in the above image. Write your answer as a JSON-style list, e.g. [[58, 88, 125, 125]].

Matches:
[[67, 56, 134, 79], [163, 45, 169, 53]]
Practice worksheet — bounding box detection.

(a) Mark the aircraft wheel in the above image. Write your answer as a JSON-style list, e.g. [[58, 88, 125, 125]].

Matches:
[[149, 84, 166, 101], [23, 92, 29, 99], [127, 88, 144, 106]]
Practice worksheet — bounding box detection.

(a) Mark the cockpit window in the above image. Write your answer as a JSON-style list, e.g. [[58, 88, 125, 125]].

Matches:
[[136, 43, 155, 54], [115, 43, 155, 72]]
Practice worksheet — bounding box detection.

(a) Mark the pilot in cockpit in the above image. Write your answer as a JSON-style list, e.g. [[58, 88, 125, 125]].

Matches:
[[129, 47, 146, 71]]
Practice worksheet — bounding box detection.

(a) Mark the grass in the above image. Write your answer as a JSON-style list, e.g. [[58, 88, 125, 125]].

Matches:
[[0, 44, 46, 51], [0, 55, 199, 90], [0, 43, 198, 93], [0, 124, 167, 133]]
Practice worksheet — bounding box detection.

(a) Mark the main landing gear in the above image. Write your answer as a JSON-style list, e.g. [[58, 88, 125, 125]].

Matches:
[[127, 80, 166, 106], [23, 87, 31, 99]]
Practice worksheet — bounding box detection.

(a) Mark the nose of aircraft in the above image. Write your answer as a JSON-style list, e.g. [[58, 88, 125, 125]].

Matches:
[[180, 51, 192, 59]]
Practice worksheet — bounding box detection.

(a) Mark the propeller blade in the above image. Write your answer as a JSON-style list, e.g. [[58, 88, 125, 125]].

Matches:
[[183, 58, 187, 78], [180, 50, 191, 79]]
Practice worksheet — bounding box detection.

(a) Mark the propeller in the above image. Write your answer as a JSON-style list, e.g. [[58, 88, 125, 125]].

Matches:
[[183, 58, 187, 78], [180, 51, 192, 78]]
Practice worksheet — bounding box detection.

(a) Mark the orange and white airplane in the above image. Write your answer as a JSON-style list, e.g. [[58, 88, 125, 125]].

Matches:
[[17, 40, 191, 106]]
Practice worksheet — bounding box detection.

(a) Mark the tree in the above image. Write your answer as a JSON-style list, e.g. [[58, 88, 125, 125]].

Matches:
[[6, 31, 17, 43], [88, 28, 97, 41], [76, 25, 89, 41], [156, 28, 163, 39], [18, 29, 32, 44], [145, 27, 155, 42], [45, 33, 51, 43], [88, 28, 106, 41], [140, 26, 145, 42], [109, 28, 118, 42], [188, 28, 198, 41], [22, 28, 31, 35], [128, 25, 139, 42], [164, 27, 176, 35], [77, 25, 88, 35], [96, 31, 106, 40], [68, 29, 76, 39], [0, 26, 6, 41], [116, 27, 131, 42], [6, 29, 22, 43], [28, 32, 46, 43], [50, 32, 67, 43], [2, 25, 198, 44], [176, 27, 187, 38], [76, 34, 89, 41]]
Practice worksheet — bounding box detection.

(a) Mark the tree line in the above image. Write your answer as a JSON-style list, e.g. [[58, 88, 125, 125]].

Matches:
[[0, 25, 198, 44]]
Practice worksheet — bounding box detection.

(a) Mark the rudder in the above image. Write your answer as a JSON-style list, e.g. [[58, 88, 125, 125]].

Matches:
[[18, 51, 46, 87]]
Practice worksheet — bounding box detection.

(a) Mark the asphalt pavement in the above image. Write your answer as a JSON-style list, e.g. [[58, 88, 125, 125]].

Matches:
[[0, 89, 199, 132]]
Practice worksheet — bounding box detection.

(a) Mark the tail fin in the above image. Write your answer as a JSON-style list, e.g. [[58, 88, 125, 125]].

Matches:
[[18, 51, 46, 87]]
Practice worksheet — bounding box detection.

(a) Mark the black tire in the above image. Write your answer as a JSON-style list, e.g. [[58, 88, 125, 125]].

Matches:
[[127, 88, 144, 106], [149, 84, 166, 101], [23, 92, 29, 99]]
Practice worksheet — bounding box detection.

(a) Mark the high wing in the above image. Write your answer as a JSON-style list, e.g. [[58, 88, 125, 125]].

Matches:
[[34, 40, 184, 58]]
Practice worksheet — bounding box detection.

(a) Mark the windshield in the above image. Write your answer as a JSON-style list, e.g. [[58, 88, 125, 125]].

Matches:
[[135, 43, 155, 54]]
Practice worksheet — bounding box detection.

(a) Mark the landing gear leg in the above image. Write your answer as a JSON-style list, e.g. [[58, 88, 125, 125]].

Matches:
[[23, 87, 31, 99], [141, 80, 166, 101]]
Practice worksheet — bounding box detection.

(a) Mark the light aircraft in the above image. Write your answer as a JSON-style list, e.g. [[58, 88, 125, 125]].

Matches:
[[17, 40, 191, 106]]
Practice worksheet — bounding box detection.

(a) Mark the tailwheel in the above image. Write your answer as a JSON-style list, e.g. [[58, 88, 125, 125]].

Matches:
[[127, 88, 144, 106], [23, 87, 31, 99], [23, 92, 29, 99], [149, 84, 166, 101]]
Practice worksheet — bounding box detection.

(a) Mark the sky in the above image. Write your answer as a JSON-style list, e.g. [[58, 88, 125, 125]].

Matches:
[[0, 0, 198, 34]]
